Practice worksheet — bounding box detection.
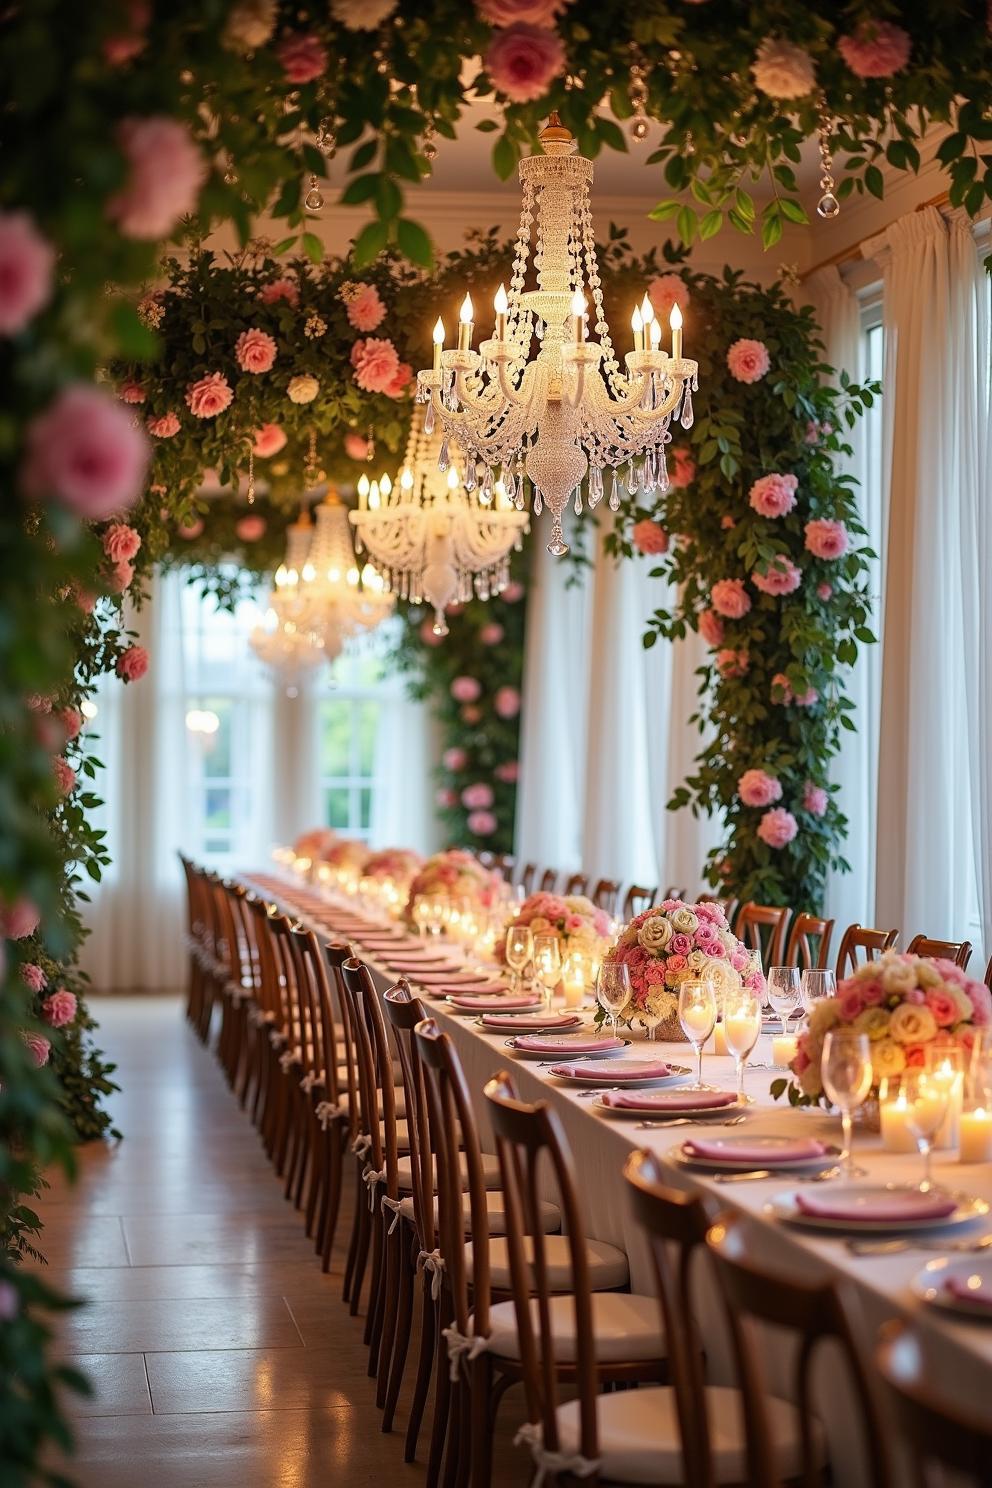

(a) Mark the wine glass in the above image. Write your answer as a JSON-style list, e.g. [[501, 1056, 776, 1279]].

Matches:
[[505, 924, 534, 994], [412, 896, 429, 938], [723, 989, 762, 1100], [533, 933, 561, 1012], [902, 1069, 951, 1192], [596, 960, 631, 1042], [679, 978, 717, 1088], [766, 966, 801, 1036], [821, 1029, 873, 1178], [800, 967, 836, 1012]]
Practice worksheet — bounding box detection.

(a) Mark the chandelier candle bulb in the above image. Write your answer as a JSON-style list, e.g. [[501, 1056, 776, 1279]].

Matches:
[[357, 474, 369, 510], [571, 289, 587, 346], [494, 283, 508, 341], [458, 294, 474, 351], [631, 304, 644, 353], [433, 317, 445, 370], [649, 317, 661, 350], [670, 303, 683, 362]]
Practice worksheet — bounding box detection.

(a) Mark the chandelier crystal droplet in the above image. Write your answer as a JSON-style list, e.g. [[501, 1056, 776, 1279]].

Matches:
[[416, 113, 699, 557]]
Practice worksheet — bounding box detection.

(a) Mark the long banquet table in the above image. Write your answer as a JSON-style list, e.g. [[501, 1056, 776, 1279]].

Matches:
[[249, 871, 992, 1482]]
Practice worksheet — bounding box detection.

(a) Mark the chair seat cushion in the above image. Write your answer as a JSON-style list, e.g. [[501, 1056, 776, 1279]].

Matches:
[[399, 1190, 559, 1236], [467, 1235, 629, 1293], [395, 1150, 501, 1192], [484, 1292, 664, 1364], [335, 1084, 407, 1121], [532, 1384, 815, 1484]]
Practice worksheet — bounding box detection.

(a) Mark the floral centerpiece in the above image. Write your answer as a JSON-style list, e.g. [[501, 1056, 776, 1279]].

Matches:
[[773, 951, 992, 1106], [403, 848, 502, 925], [364, 847, 423, 888], [496, 892, 611, 966], [603, 899, 762, 1038], [319, 836, 371, 887], [293, 826, 336, 861]]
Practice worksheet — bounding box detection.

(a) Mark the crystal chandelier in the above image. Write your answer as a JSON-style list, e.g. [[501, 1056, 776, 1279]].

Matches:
[[298, 491, 394, 660], [249, 509, 326, 681], [348, 410, 529, 637], [416, 114, 699, 557]]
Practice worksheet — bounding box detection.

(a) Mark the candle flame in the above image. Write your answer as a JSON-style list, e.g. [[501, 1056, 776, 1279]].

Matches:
[[670, 303, 683, 330], [494, 283, 509, 315], [640, 292, 655, 324], [459, 293, 474, 324], [570, 288, 587, 316], [380, 473, 392, 497], [631, 306, 643, 333], [433, 316, 445, 344], [357, 473, 369, 496]]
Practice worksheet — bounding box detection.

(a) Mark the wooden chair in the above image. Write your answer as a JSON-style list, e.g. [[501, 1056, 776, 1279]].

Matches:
[[490, 853, 515, 882], [622, 884, 658, 919], [518, 862, 537, 895], [733, 901, 789, 967], [906, 934, 973, 970], [986, 955, 992, 994], [876, 1321, 992, 1488], [835, 923, 899, 978], [591, 877, 621, 916], [538, 867, 558, 892], [662, 884, 687, 903], [563, 871, 589, 896], [706, 1211, 893, 1488], [784, 911, 835, 971]]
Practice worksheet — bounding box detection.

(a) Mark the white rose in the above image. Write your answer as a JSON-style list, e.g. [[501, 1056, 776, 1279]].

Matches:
[[671, 908, 699, 934], [687, 949, 707, 970], [330, 0, 397, 28], [638, 915, 673, 954], [288, 374, 319, 404], [222, 0, 276, 50]]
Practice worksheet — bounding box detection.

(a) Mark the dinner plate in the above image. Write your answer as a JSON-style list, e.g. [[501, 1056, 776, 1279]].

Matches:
[[673, 1134, 841, 1173], [912, 1257, 992, 1320], [505, 1035, 631, 1060], [592, 1088, 744, 1120], [547, 1060, 691, 1089], [768, 1185, 990, 1234], [479, 1011, 584, 1034]]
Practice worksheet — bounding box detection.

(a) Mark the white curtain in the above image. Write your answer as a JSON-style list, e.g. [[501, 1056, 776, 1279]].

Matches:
[[864, 208, 985, 946]]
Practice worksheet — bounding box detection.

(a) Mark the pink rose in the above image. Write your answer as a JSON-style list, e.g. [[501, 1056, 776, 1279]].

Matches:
[[730, 946, 749, 972], [467, 809, 498, 836], [259, 278, 299, 308], [715, 648, 748, 679], [235, 515, 266, 543], [103, 523, 141, 563], [738, 769, 782, 808], [698, 608, 725, 647], [253, 424, 286, 458], [838, 987, 865, 1021], [147, 411, 180, 438], [647, 274, 690, 325], [502, 581, 524, 603], [752, 559, 801, 597], [793, 1044, 812, 1076], [109, 558, 134, 593], [771, 673, 794, 704], [710, 578, 751, 619], [117, 644, 148, 682], [42, 989, 77, 1028], [177, 519, 204, 540], [484, 22, 565, 103], [23, 1032, 51, 1068], [805, 519, 849, 560], [462, 783, 494, 810], [0, 211, 55, 335], [436, 787, 458, 808], [76, 588, 96, 614], [21, 384, 149, 519], [108, 117, 205, 240], [2, 899, 41, 942], [21, 963, 47, 992], [838, 21, 911, 78], [450, 677, 481, 704], [757, 807, 798, 849], [667, 953, 688, 975], [277, 32, 327, 84], [669, 934, 693, 956], [385, 361, 413, 399], [726, 338, 771, 383], [353, 336, 401, 394], [102, 0, 149, 64], [60, 707, 82, 742], [118, 380, 145, 404], [477, 0, 565, 21], [925, 990, 959, 1029], [53, 757, 76, 796], [344, 432, 370, 461], [749, 473, 798, 519], [235, 328, 277, 374], [632, 519, 668, 556], [346, 284, 387, 332], [816, 581, 833, 601], [494, 686, 521, 719], [802, 781, 827, 816], [720, 515, 736, 531], [494, 760, 519, 783], [670, 445, 696, 489], [186, 372, 233, 419], [443, 746, 468, 771], [480, 622, 504, 646]]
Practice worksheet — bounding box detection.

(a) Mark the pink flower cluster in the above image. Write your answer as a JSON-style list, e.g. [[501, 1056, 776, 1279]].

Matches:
[[669, 445, 696, 489], [710, 578, 751, 620], [450, 677, 481, 704], [260, 278, 299, 308], [254, 424, 287, 458], [405, 850, 502, 924], [838, 21, 911, 78], [484, 22, 565, 103], [715, 648, 749, 679], [737, 769, 782, 808], [606, 899, 764, 1024], [494, 760, 519, 783], [148, 412, 180, 439], [277, 32, 327, 84], [443, 746, 468, 771], [647, 275, 690, 322], [109, 117, 205, 240], [479, 622, 504, 646], [0, 210, 55, 336], [351, 337, 410, 397], [698, 608, 725, 647], [757, 806, 798, 849], [752, 558, 801, 596], [726, 338, 770, 384], [462, 782, 494, 810], [632, 519, 668, 556], [346, 284, 386, 332], [771, 673, 817, 707], [804, 519, 849, 560], [117, 644, 148, 682], [21, 384, 150, 520], [186, 372, 233, 419], [43, 989, 77, 1028], [235, 328, 277, 374], [53, 757, 76, 796], [235, 515, 266, 543], [344, 432, 370, 461], [802, 781, 828, 816], [1, 898, 40, 940], [749, 472, 797, 519], [468, 810, 498, 836], [21, 963, 46, 992], [494, 686, 521, 720], [104, 524, 141, 564], [497, 891, 611, 966]]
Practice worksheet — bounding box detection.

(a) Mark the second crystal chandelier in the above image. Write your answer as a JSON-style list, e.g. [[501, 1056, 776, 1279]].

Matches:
[[416, 113, 699, 557]]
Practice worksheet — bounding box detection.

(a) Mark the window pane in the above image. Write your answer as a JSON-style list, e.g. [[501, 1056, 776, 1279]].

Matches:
[[319, 701, 352, 778], [359, 786, 373, 831], [356, 700, 379, 777], [205, 787, 231, 830], [201, 698, 233, 778], [324, 787, 351, 830]]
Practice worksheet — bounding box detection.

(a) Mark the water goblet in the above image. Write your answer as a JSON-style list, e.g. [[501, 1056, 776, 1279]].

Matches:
[[902, 1069, 951, 1192], [596, 961, 631, 1043], [800, 967, 837, 1012], [533, 933, 562, 1013], [505, 924, 533, 995], [821, 1028, 873, 1178], [679, 978, 717, 1088], [723, 988, 762, 1100], [766, 966, 801, 1036]]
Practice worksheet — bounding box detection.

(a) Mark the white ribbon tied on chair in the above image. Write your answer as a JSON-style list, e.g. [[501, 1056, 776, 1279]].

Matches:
[[351, 1133, 372, 1160], [513, 1423, 601, 1486], [442, 1325, 489, 1382], [225, 980, 243, 1008], [299, 1071, 321, 1094], [418, 1248, 445, 1302], [270, 1029, 288, 1051], [314, 1100, 337, 1130], [380, 1194, 403, 1234], [278, 1047, 300, 1073], [363, 1164, 384, 1211]]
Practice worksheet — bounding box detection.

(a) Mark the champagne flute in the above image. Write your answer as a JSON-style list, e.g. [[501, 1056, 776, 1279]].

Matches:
[[902, 1069, 951, 1193], [679, 978, 717, 1088], [800, 967, 836, 1012], [505, 924, 534, 995], [821, 1029, 873, 1178], [412, 896, 429, 939], [766, 966, 801, 1036], [723, 988, 762, 1100], [533, 933, 561, 1012], [596, 961, 631, 1042]]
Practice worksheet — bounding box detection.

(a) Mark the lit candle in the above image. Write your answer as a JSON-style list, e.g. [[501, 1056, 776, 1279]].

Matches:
[[458, 292, 474, 351], [648, 316, 661, 350], [670, 303, 683, 361], [494, 282, 508, 341], [772, 1033, 798, 1068], [881, 1092, 918, 1154], [357, 473, 369, 511], [570, 288, 587, 346], [640, 293, 655, 334], [380, 473, 392, 502], [433, 316, 445, 370], [682, 1003, 713, 1038], [960, 1106, 992, 1163], [631, 305, 644, 353], [932, 1057, 964, 1150], [562, 976, 585, 1009], [712, 1022, 728, 1056], [369, 480, 380, 511], [725, 1010, 761, 1057], [400, 467, 414, 494]]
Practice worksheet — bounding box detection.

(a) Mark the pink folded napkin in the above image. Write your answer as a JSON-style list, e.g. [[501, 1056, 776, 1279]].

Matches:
[[512, 1034, 625, 1054], [481, 1012, 583, 1032], [413, 971, 502, 988], [684, 1136, 828, 1164], [794, 1189, 958, 1223], [551, 1059, 674, 1081], [448, 992, 542, 1011], [600, 1088, 739, 1111], [945, 1274, 992, 1310], [385, 958, 459, 973]]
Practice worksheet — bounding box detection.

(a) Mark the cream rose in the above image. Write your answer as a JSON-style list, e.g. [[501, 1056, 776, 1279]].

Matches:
[[916, 961, 941, 988], [287, 373, 319, 404], [671, 908, 699, 934], [853, 1006, 891, 1042], [808, 998, 841, 1036], [529, 916, 550, 933], [881, 958, 919, 995], [871, 1038, 907, 1080], [946, 984, 974, 1022], [687, 949, 707, 970], [888, 1002, 938, 1046], [638, 915, 673, 954]]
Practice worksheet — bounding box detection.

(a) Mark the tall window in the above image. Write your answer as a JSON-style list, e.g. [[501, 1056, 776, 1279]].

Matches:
[[313, 622, 403, 840]]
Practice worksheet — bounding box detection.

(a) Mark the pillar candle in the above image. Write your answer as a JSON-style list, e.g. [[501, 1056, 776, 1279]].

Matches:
[[959, 1106, 992, 1163], [772, 1034, 797, 1068], [881, 1093, 919, 1154]]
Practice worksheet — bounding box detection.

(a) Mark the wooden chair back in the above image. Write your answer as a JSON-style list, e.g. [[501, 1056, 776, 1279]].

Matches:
[[563, 871, 589, 897], [491, 853, 515, 882], [288, 925, 340, 1104], [876, 1321, 992, 1487], [244, 896, 282, 1026], [324, 942, 360, 1139], [341, 958, 401, 1199], [835, 923, 899, 978], [706, 1211, 893, 1488], [662, 884, 688, 903], [784, 911, 835, 970], [622, 1148, 719, 1488], [986, 955, 992, 994], [484, 1070, 598, 1467], [265, 910, 298, 1042], [623, 884, 658, 919], [906, 934, 973, 970], [383, 982, 435, 1256], [591, 877, 621, 915], [538, 868, 558, 893], [733, 902, 789, 967], [519, 862, 537, 895]]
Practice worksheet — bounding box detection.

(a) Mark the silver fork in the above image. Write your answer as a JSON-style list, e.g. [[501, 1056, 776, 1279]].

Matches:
[[635, 1114, 749, 1130], [714, 1164, 842, 1186], [847, 1233, 992, 1257]]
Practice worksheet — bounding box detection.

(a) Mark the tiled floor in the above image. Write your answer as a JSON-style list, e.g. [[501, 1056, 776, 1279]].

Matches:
[[36, 996, 526, 1486]]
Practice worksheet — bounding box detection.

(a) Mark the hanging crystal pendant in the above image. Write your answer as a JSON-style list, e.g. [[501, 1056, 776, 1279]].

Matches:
[[534, 489, 543, 515], [588, 465, 604, 508], [464, 462, 477, 493], [438, 437, 449, 472], [480, 467, 493, 503], [424, 401, 435, 434], [609, 471, 621, 512], [626, 460, 638, 496], [573, 487, 582, 516], [680, 387, 694, 429]]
